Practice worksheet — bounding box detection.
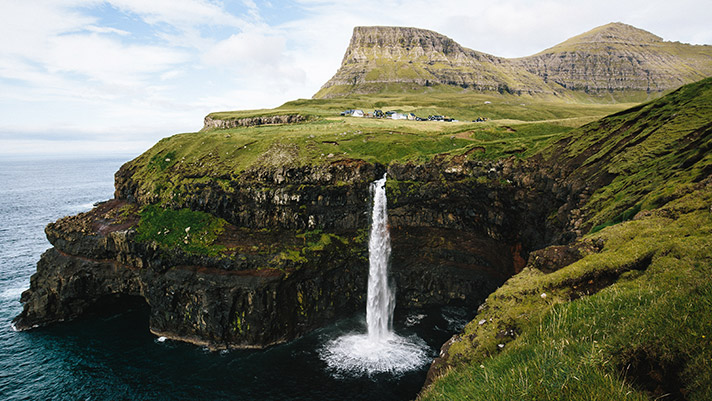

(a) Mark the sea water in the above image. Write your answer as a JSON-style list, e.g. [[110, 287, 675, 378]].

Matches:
[[0, 157, 470, 400]]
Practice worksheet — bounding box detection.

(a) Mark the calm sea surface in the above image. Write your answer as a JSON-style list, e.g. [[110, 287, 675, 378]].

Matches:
[[0, 157, 468, 400]]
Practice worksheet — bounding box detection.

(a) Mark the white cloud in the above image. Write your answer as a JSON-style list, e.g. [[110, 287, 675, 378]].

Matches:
[[45, 34, 188, 86], [84, 25, 131, 36], [204, 31, 286, 68], [1, 0, 711, 157], [106, 0, 246, 28], [242, 0, 262, 22]]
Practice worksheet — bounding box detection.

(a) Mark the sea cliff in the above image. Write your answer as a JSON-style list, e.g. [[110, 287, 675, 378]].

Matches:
[[15, 154, 583, 349]]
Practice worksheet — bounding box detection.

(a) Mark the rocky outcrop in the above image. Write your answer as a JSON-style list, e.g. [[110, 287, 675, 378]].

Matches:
[[315, 24, 712, 99], [114, 159, 386, 232], [13, 200, 370, 349], [203, 114, 307, 130], [16, 153, 587, 349]]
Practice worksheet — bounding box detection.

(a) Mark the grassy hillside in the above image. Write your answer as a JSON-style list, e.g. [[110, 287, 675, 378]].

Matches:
[[124, 93, 629, 206], [546, 77, 712, 231], [420, 78, 712, 401]]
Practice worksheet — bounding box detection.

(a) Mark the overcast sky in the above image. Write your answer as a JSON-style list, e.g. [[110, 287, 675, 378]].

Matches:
[[1, 0, 711, 158]]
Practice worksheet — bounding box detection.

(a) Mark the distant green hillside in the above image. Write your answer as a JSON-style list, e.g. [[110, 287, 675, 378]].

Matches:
[[515, 23, 712, 98]]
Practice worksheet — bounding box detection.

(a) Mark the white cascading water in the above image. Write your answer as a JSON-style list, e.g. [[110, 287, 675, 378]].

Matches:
[[366, 174, 395, 342], [320, 174, 430, 377]]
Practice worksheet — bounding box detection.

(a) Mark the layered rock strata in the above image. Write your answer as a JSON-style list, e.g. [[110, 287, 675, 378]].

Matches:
[[315, 26, 553, 98], [14, 151, 591, 349], [315, 24, 712, 99], [513, 23, 712, 94]]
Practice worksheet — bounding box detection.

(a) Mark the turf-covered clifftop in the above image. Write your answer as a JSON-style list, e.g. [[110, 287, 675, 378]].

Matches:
[[419, 77, 712, 400]]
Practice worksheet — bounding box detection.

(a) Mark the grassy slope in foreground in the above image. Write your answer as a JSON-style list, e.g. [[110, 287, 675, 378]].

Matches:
[[420, 78, 712, 400]]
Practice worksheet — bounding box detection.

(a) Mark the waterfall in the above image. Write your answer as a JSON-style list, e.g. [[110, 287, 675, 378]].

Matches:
[[366, 174, 394, 342], [320, 173, 430, 376]]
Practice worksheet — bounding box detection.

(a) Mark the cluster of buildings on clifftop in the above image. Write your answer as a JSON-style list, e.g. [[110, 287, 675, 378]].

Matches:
[[339, 109, 464, 122]]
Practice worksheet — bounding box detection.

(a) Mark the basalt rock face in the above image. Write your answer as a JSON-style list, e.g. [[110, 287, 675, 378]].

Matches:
[[14, 153, 587, 349], [114, 159, 385, 231], [13, 200, 369, 349], [315, 24, 712, 100]]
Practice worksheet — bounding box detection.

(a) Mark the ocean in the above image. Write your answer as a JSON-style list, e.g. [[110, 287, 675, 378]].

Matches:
[[0, 157, 469, 400]]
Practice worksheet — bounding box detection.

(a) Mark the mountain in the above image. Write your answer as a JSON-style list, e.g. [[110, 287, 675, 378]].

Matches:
[[315, 23, 712, 101], [514, 22, 712, 96], [314, 26, 554, 98]]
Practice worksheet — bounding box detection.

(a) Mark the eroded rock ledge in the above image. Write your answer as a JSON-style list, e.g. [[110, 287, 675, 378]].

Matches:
[[203, 114, 307, 130]]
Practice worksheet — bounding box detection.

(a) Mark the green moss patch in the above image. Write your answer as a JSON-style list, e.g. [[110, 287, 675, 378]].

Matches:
[[135, 205, 227, 256]]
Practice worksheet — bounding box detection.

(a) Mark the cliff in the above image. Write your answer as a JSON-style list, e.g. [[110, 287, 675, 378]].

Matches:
[[315, 26, 554, 98], [203, 114, 308, 130], [315, 24, 712, 100], [16, 156, 569, 349]]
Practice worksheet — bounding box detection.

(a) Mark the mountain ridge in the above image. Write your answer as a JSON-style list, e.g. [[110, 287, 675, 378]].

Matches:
[[315, 23, 712, 101]]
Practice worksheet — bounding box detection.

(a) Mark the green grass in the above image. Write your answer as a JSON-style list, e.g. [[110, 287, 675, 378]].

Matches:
[[543, 77, 712, 231], [420, 77, 712, 400], [124, 91, 631, 207], [135, 204, 227, 256], [211, 91, 631, 125], [421, 187, 712, 400]]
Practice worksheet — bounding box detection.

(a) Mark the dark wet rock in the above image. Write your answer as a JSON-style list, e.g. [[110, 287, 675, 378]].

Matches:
[[527, 239, 603, 274]]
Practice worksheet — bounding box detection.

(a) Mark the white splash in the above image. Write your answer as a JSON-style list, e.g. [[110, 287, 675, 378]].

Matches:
[[321, 174, 431, 376], [321, 332, 429, 376]]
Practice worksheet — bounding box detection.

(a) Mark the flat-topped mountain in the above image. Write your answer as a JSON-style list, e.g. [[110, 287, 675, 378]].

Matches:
[[314, 26, 553, 98], [315, 23, 712, 101]]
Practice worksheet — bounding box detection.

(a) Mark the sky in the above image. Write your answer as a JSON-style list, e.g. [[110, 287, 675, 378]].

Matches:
[[1, 0, 711, 158]]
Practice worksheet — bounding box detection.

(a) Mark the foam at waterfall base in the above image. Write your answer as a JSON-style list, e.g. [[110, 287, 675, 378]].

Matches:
[[320, 332, 431, 377]]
